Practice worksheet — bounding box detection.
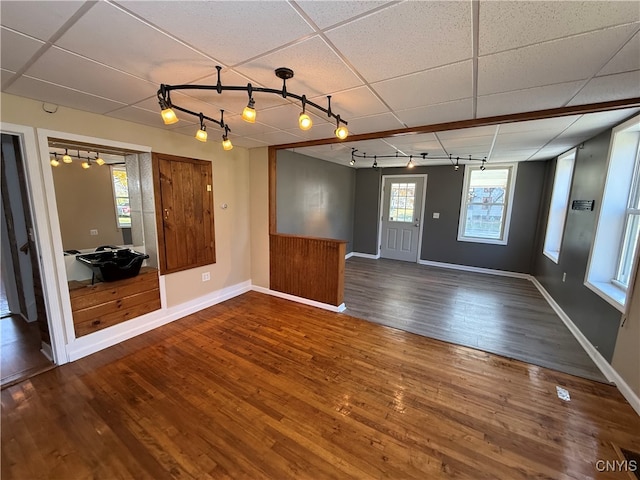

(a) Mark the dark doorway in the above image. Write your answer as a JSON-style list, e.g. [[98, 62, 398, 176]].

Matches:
[[1, 134, 54, 388]]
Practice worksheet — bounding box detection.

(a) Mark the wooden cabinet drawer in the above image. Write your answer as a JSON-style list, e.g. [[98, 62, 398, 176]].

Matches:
[[68, 267, 160, 337]]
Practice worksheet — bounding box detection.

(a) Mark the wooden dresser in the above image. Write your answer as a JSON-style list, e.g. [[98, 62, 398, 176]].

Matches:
[[68, 267, 161, 338]]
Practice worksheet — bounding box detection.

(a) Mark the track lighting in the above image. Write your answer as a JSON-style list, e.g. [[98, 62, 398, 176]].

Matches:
[[95, 154, 105, 166], [63, 149, 72, 163], [195, 115, 208, 142], [159, 97, 178, 125], [373, 156, 378, 168], [407, 156, 414, 169], [298, 96, 312, 131], [50, 153, 60, 167], [352, 149, 487, 170], [221, 121, 233, 150], [157, 65, 348, 150], [81, 160, 91, 169], [242, 97, 256, 123]]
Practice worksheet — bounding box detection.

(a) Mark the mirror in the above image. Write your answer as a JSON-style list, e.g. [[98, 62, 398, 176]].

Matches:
[[47, 138, 158, 281]]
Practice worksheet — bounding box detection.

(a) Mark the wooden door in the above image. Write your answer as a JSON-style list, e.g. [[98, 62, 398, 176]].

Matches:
[[153, 153, 215, 274], [380, 176, 425, 262]]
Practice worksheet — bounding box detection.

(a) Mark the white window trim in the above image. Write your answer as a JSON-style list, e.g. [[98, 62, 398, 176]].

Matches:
[[543, 149, 576, 263], [585, 114, 640, 313], [457, 162, 518, 246], [110, 165, 130, 229]]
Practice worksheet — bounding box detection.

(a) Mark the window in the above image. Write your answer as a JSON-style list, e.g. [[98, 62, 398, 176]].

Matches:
[[586, 114, 640, 312], [543, 149, 576, 263], [388, 182, 416, 222], [458, 164, 517, 245], [111, 166, 131, 228]]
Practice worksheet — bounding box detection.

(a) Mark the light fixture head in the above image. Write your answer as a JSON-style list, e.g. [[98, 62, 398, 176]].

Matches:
[[242, 98, 256, 123], [222, 134, 233, 151], [349, 159, 355, 166], [50, 154, 60, 167], [95, 154, 105, 166], [62, 149, 72, 163], [159, 97, 179, 125], [454, 164, 459, 171], [81, 160, 91, 169], [195, 125, 208, 142], [407, 157, 414, 169], [299, 112, 312, 131], [335, 125, 348, 140]]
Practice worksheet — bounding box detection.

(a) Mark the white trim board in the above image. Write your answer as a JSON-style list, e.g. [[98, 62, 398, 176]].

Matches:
[[418, 259, 531, 279], [350, 252, 381, 260], [530, 277, 640, 416], [66, 280, 251, 361], [251, 285, 346, 313]]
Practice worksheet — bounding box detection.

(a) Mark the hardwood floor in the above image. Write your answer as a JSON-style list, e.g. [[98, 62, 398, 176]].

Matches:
[[344, 257, 606, 383], [1, 315, 53, 388], [2, 291, 639, 479]]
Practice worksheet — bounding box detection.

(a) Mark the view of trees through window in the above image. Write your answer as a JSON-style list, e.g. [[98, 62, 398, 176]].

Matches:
[[111, 166, 131, 228]]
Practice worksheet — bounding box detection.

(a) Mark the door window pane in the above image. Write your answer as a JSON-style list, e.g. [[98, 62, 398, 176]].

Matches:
[[389, 182, 416, 222]]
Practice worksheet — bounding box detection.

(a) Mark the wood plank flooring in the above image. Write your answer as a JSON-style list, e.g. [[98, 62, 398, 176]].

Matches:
[[344, 257, 606, 382], [2, 291, 639, 479]]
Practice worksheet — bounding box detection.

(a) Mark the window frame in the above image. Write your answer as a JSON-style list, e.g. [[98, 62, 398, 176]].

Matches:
[[110, 165, 131, 229], [585, 114, 640, 313], [457, 163, 518, 246], [543, 149, 576, 263]]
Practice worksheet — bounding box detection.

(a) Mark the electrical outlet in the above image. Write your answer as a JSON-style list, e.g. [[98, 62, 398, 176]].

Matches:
[[562, 272, 567, 282], [90, 229, 98, 236], [433, 212, 440, 219], [202, 272, 210, 282]]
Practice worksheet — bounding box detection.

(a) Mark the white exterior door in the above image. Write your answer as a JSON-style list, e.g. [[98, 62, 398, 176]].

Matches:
[[380, 176, 425, 262]]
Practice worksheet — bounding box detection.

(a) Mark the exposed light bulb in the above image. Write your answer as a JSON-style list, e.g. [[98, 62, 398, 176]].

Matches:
[[195, 125, 208, 142], [161, 107, 179, 125], [349, 159, 355, 166], [298, 112, 312, 131], [407, 158, 414, 169], [454, 164, 459, 171], [222, 135, 233, 151], [335, 125, 348, 140], [242, 98, 256, 123]]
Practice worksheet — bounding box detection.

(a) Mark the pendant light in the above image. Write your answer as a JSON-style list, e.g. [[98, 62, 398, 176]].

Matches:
[[298, 96, 312, 131], [195, 115, 208, 142], [62, 149, 72, 163], [50, 153, 60, 167], [95, 153, 105, 166]]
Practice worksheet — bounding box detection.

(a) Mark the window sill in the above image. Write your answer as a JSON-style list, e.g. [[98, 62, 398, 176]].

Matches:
[[543, 249, 560, 264], [584, 279, 626, 313], [457, 235, 507, 246]]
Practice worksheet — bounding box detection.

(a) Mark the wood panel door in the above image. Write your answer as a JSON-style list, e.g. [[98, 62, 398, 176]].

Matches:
[[153, 153, 215, 274]]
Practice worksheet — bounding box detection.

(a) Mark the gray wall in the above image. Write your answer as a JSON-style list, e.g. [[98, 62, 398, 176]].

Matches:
[[276, 150, 356, 252], [352, 162, 546, 273], [533, 129, 621, 361]]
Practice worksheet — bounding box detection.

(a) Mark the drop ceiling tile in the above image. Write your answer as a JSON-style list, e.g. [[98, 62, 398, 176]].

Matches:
[[326, 1, 472, 83], [345, 113, 405, 135], [0, 1, 86, 41], [283, 123, 339, 141], [24, 47, 157, 104], [560, 108, 640, 138], [106, 105, 186, 130], [1, 68, 16, 86], [54, 2, 218, 85], [297, 1, 394, 29], [499, 116, 581, 134], [479, 1, 640, 56], [230, 137, 270, 149], [118, 1, 313, 66], [5, 76, 126, 114], [248, 103, 327, 132], [224, 116, 279, 137], [478, 24, 638, 95], [437, 125, 498, 140], [477, 81, 584, 117], [599, 31, 640, 76], [310, 86, 388, 118], [235, 36, 362, 98], [1, 28, 45, 72], [395, 99, 474, 128], [529, 145, 576, 161], [568, 71, 640, 106], [489, 150, 539, 162], [245, 130, 304, 146], [493, 130, 561, 149], [372, 61, 472, 111]]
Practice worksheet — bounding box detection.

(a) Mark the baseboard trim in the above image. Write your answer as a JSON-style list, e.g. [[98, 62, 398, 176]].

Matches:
[[350, 252, 380, 260], [530, 277, 640, 416], [345, 252, 354, 260], [251, 285, 346, 312], [66, 280, 252, 362], [40, 342, 53, 362], [418, 259, 531, 279]]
